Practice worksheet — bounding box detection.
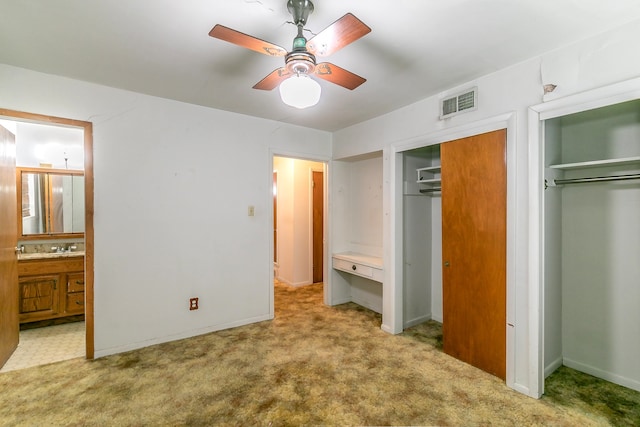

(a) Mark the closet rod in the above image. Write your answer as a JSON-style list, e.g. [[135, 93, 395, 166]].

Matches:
[[554, 173, 640, 186], [419, 188, 442, 193]]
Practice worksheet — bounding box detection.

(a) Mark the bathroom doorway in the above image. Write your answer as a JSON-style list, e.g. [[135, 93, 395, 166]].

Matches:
[[0, 109, 94, 372], [272, 156, 326, 289]]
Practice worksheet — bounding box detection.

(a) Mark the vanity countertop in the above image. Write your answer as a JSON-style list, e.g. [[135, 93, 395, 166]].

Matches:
[[18, 251, 85, 261]]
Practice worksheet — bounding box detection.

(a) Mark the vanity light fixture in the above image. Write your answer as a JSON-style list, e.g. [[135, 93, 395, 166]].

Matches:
[[278, 72, 321, 109]]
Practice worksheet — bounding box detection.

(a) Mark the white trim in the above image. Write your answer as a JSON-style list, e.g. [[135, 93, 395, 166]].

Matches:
[[545, 357, 563, 378], [527, 107, 544, 398], [383, 147, 403, 334], [404, 314, 433, 329], [528, 76, 640, 399], [563, 358, 640, 393], [389, 112, 519, 393], [95, 313, 272, 359]]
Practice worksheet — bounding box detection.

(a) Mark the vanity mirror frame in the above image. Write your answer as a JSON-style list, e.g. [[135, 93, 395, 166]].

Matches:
[[16, 166, 85, 240]]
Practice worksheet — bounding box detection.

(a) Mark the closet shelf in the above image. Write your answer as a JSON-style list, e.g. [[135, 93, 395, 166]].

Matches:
[[549, 156, 640, 170], [416, 166, 442, 184], [416, 166, 441, 172], [417, 178, 441, 184]]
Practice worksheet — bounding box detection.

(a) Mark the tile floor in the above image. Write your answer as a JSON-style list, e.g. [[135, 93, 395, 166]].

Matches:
[[0, 321, 85, 373]]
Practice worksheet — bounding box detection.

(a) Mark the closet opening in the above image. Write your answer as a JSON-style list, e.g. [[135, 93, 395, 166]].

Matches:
[[399, 129, 508, 381], [542, 99, 640, 393]]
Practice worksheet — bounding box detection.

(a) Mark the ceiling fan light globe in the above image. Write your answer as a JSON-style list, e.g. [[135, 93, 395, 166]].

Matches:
[[279, 74, 321, 109]]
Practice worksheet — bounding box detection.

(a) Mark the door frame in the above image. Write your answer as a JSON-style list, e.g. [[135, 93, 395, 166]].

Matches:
[[528, 76, 640, 397], [268, 150, 330, 313], [0, 108, 94, 360], [389, 112, 518, 392]]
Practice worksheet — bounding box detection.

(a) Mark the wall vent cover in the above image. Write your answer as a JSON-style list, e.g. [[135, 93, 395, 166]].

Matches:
[[440, 87, 477, 119]]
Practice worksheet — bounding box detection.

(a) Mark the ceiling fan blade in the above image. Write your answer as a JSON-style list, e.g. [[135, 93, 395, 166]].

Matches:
[[253, 68, 292, 90], [307, 13, 371, 57], [209, 24, 288, 57], [314, 62, 366, 90]]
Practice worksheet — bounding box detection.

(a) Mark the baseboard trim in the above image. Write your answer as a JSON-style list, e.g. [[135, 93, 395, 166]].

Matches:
[[544, 356, 563, 378], [329, 297, 352, 306], [351, 297, 382, 314], [94, 313, 272, 359], [403, 314, 432, 329], [563, 357, 640, 392]]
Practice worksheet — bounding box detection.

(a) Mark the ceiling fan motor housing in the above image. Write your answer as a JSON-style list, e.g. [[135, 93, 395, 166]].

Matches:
[[285, 51, 316, 75]]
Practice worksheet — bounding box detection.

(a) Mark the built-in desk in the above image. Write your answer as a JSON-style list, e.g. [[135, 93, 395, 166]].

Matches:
[[332, 252, 383, 283]]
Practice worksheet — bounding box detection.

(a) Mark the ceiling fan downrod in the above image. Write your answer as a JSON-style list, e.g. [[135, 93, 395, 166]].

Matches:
[[286, 0, 316, 75]]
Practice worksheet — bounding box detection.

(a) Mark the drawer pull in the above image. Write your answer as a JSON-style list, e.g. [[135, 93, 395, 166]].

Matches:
[[76, 301, 83, 305], [352, 265, 357, 271], [76, 280, 84, 285]]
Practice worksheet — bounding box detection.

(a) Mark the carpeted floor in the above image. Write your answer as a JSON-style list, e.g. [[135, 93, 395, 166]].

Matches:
[[0, 281, 638, 426]]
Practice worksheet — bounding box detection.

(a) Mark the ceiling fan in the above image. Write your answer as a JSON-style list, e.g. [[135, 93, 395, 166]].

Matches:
[[208, 0, 371, 107]]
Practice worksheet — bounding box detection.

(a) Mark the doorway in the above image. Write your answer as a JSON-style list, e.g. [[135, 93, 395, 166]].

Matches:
[[272, 156, 325, 289], [0, 109, 94, 371]]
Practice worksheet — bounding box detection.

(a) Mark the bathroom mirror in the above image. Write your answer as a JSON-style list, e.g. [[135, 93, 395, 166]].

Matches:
[[17, 167, 85, 238]]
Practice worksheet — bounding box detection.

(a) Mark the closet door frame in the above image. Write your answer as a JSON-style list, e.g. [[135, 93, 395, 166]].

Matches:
[[528, 76, 640, 398], [390, 112, 519, 392]]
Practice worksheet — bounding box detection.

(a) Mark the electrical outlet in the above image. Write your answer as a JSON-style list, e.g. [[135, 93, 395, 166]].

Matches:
[[189, 297, 199, 310]]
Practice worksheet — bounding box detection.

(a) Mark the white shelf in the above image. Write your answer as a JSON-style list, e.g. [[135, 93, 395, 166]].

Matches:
[[416, 165, 442, 183], [417, 166, 441, 172], [549, 156, 640, 170], [417, 178, 441, 184]]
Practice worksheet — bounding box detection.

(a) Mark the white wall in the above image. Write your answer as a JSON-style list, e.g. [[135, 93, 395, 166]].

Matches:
[[335, 154, 384, 257], [274, 157, 294, 282], [0, 64, 331, 357], [13, 121, 84, 170], [273, 156, 323, 286], [543, 119, 563, 377], [331, 18, 640, 397]]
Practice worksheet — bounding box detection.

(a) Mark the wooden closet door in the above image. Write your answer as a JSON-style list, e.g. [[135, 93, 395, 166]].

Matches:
[[441, 129, 507, 380]]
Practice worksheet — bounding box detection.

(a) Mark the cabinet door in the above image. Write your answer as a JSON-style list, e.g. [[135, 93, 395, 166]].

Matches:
[[441, 129, 507, 380], [19, 274, 60, 322]]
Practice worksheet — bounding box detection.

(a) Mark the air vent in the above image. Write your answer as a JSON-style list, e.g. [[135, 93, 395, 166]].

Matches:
[[440, 87, 477, 119]]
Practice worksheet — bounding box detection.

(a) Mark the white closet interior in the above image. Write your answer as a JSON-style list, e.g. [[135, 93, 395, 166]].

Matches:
[[402, 144, 443, 328], [544, 99, 640, 392]]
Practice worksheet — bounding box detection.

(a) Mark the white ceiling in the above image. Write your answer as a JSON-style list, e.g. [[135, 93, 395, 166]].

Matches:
[[2, 0, 640, 132]]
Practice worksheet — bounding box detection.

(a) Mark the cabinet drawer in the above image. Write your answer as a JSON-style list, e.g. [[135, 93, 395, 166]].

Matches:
[[333, 258, 374, 278], [67, 273, 85, 293], [66, 292, 84, 314]]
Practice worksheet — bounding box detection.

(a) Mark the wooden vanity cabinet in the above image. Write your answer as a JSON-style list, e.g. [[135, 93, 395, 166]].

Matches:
[[18, 256, 84, 323]]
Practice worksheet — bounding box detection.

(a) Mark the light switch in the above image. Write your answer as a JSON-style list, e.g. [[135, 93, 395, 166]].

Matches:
[[248, 205, 255, 216]]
